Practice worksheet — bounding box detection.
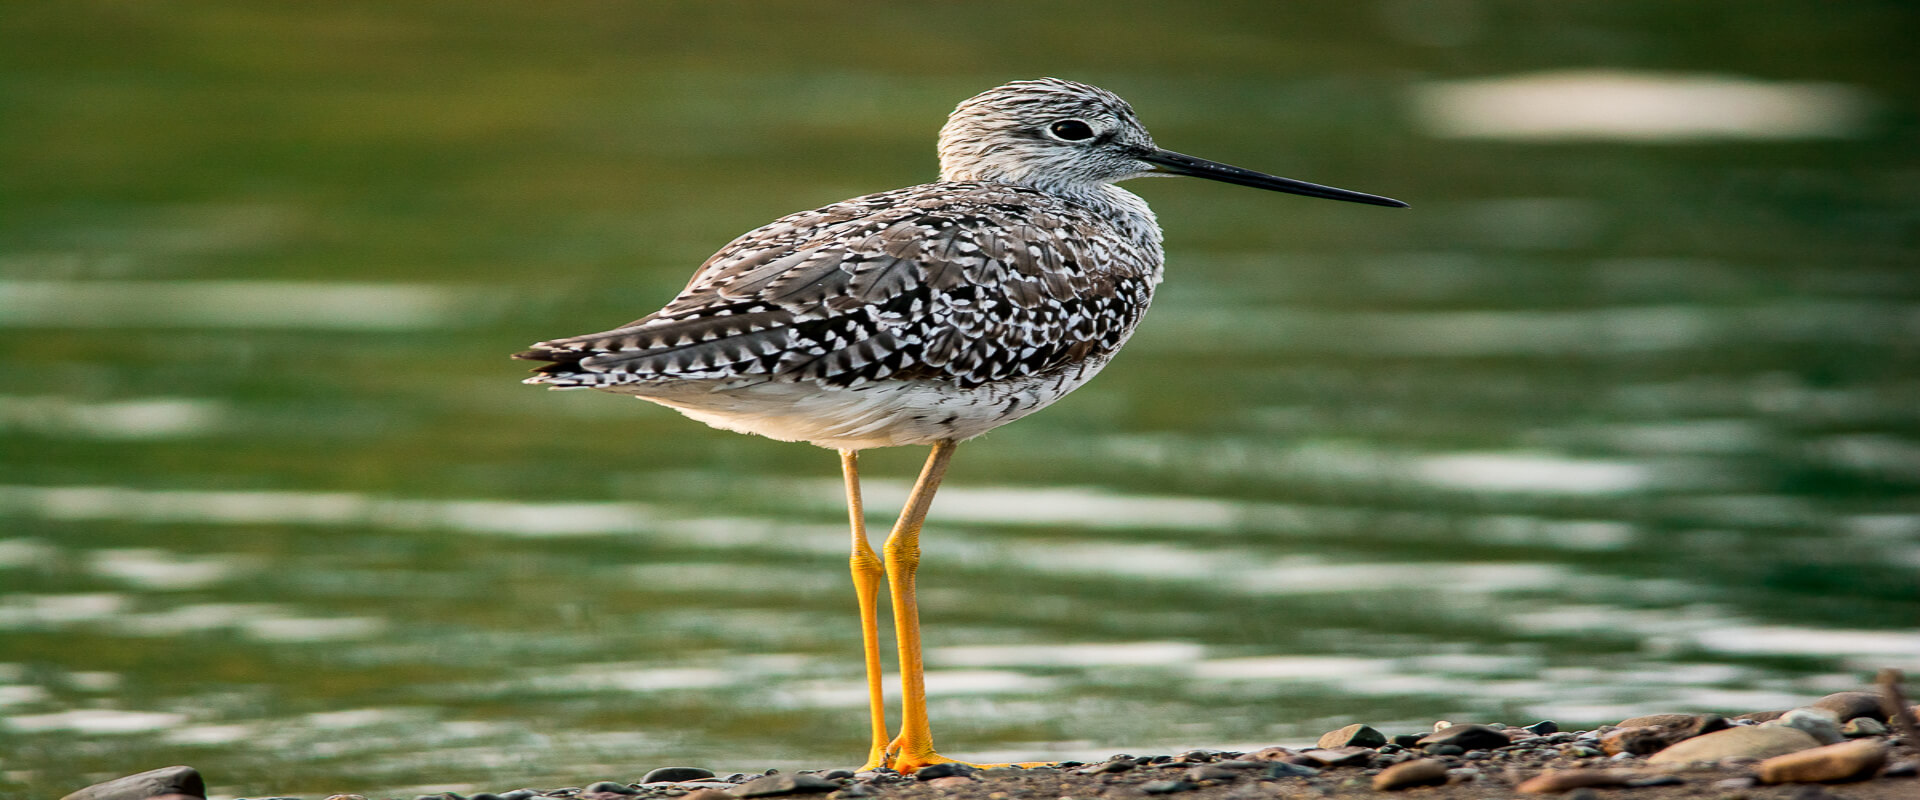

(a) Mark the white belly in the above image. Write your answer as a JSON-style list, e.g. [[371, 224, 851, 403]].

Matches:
[[612, 354, 1115, 450]]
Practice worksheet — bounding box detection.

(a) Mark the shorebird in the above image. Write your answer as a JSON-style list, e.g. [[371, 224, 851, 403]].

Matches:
[[516, 78, 1405, 772]]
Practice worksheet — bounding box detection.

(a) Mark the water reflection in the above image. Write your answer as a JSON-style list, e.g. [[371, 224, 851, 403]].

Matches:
[[1413, 70, 1874, 141]]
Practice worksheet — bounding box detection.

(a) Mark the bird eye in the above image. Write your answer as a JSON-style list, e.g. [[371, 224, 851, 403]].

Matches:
[[1048, 119, 1096, 141]]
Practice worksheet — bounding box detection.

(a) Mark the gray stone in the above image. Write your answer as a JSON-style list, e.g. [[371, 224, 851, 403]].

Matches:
[[1316, 723, 1386, 749], [1773, 708, 1845, 745], [1647, 725, 1821, 764], [643, 768, 717, 784], [1525, 720, 1560, 735], [816, 770, 853, 781], [1811, 691, 1886, 723], [911, 763, 977, 780], [1415, 723, 1510, 752], [1842, 717, 1888, 737], [735, 775, 840, 797], [585, 781, 639, 795], [1299, 746, 1373, 767], [62, 766, 206, 800], [1140, 780, 1196, 794], [1264, 762, 1319, 778]]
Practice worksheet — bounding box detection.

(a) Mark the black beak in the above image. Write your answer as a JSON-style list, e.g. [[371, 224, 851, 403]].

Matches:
[[1138, 148, 1408, 208]]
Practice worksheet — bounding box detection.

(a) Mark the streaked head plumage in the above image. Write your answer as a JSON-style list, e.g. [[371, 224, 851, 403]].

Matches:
[[936, 78, 1160, 193]]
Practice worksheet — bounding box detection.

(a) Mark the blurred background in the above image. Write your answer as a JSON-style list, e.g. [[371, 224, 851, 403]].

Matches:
[[3, 1, 1918, 797]]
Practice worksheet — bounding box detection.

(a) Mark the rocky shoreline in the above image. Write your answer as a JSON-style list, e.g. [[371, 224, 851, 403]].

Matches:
[[60, 687, 1920, 800]]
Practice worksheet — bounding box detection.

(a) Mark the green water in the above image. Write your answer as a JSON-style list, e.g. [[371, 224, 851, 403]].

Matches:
[[4, 2, 1918, 798]]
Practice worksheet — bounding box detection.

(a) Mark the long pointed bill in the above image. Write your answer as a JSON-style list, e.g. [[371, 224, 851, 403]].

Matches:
[[1138, 148, 1408, 208]]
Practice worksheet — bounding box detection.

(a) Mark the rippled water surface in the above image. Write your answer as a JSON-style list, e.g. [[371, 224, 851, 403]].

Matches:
[[4, 3, 1918, 798]]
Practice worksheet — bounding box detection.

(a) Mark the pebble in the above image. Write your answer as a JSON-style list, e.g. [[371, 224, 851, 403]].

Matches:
[[1077, 757, 1136, 775], [1772, 708, 1845, 745], [1240, 746, 1292, 762], [734, 774, 841, 797], [1810, 691, 1886, 722], [1758, 739, 1888, 784], [1515, 769, 1631, 794], [913, 763, 978, 780], [1842, 717, 1888, 737], [1140, 780, 1197, 794], [1184, 761, 1265, 782], [1884, 760, 1918, 778], [62, 767, 207, 800], [1617, 713, 1702, 728], [1415, 723, 1510, 752], [1371, 758, 1449, 791], [1424, 744, 1465, 757], [1391, 733, 1425, 748], [1265, 762, 1319, 778], [1316, 723, 1386, 749], [1526, 720, 1560, 735], [831, 785, 876, 799], [921, 777, 974, 789], [642, 769, 717, 784], [1299, 746, 1374, 767], [1735, 710, 1789, 722], [1647, 724, 1821, 764]]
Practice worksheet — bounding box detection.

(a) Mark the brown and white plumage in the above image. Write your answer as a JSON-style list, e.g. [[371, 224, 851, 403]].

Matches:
[[515, 78, 1403, 772]]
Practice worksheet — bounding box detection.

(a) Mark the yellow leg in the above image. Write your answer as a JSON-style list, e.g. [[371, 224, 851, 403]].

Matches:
[[881, 440, 968, 773], [841, 450, 892, 772]]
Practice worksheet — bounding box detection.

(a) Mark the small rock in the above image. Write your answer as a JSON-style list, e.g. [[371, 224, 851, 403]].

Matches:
[[1139, 780, 1196, 794], [1316, 723, 1386, 749], [1562, 789, 1600, 800], [1601, 726, 1689, 756], [643, 768, 718, 784], [1758, 739, 1888, 784], [325, 796, 369, 800], [830, 786, 875, 799], [584, 782, 639, 795], [735, 775, 841, 797], [1735, 710, 1788, 722], [1647, 725, 1821, 764], [1714, 776, 1757, 790], [1300, 747, 1374, 767], [1077, 757, 1136, 775], [1415, 723, 1510, 752], [1371, 758, 1449, 791], [1240, 746, 1292, 762], [1841, 717, 1888, 738], [912, 763, 978, 780], [62, 767, 207, 800], [921, 777, 974, 789], [1772, 708, 1845, 745], [1424, 744, 1465, 757], [1883, 760, 1917, 777], [1617, 713, 1702, 728], [1391, 733, 1424, 748], [1526, 720, 1560, 735], [1516, 769, 1632, 794], [1811, 691, 1886, 723], [1183, 765, 1241, 782], [1264, 762, 1319, 778]]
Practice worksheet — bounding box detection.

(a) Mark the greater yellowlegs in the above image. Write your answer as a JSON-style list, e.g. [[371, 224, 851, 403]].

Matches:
[[515, 78, 1405, 772]]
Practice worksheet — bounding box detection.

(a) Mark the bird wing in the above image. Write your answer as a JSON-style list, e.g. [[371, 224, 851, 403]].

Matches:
[[516, 183, 1159, 390]]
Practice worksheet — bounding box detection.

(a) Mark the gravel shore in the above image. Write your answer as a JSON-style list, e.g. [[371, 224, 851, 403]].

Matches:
[[60, 689, 1920, 800]]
